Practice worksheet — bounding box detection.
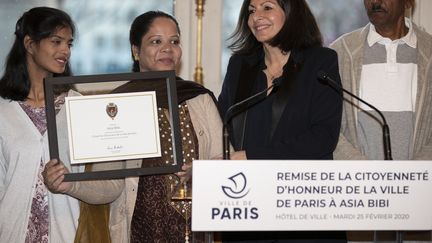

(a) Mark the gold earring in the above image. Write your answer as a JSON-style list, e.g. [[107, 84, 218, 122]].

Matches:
[[134, 54, 139, 61]]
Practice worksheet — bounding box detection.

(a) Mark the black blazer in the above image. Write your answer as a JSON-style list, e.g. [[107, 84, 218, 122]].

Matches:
[[217, 46, 346, 242], [218, 46, 343, 160]]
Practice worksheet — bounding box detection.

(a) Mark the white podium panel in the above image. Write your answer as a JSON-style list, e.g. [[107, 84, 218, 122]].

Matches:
[[191, 160, 432, 231]]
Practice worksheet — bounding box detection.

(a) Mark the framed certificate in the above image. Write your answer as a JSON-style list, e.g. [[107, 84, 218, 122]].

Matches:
[[65, 91, 161, 164], [44, 71, 183, 181]]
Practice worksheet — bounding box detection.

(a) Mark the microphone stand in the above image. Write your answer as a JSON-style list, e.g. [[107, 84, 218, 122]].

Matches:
[[318, 71, 399, 243], [222, 80, 281, 160], [317, 71, 392, 160]]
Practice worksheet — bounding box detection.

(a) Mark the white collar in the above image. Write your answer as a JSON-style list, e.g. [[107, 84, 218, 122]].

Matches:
[[367, 18, 417, 48]]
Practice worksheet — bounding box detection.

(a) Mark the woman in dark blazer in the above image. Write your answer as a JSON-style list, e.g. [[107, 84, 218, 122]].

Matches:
[[218, 0, 345, 242]]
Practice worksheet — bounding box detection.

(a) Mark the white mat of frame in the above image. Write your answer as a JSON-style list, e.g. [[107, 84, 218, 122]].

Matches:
[[191, 160, 432, 231]]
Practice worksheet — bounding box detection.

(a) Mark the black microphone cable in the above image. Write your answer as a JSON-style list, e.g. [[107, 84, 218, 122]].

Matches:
[[317, 70, 392, 160], [222, 79, 282, 160]]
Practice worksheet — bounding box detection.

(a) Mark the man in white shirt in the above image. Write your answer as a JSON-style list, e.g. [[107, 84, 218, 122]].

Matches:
[[330, 0, 432, 241], [331, 0, 432, 161]]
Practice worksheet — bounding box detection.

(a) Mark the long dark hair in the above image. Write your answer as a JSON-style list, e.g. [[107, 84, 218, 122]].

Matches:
[[0, 7, 75, 101], [129, 11, 180, 72], [229, 0, 322, 55]]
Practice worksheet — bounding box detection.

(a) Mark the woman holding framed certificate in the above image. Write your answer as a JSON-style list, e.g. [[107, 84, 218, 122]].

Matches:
[[106, 11, 224, 243], [0, 7, 123, 243]]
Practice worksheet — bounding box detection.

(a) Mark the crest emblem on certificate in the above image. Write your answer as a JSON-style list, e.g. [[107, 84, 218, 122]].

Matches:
[[106, 102, 118, 119]]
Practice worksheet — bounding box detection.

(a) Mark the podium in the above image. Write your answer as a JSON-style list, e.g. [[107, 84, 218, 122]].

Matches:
[[191, 160, 432, 237]]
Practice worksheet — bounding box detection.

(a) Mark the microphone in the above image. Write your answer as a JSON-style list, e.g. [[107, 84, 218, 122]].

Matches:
[[317, 71, 392, 160], [222, 79, 282, 160]]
